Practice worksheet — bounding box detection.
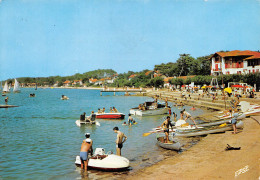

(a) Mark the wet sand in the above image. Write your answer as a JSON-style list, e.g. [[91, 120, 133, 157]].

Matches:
[[126, 116, 260, 180]]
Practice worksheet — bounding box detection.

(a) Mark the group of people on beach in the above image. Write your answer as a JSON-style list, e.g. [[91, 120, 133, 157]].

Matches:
[[97, 107, 118, 114], [161, 108, 198, 143], [79, 127, 127, 171]]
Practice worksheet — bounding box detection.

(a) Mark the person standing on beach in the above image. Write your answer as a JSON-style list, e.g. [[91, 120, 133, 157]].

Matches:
[[181, 109, 198, 128], [80, 139, 92, 170], [231, 109, 239, 134], [161, 116, 174, 143], [113, 127, 127, 156]]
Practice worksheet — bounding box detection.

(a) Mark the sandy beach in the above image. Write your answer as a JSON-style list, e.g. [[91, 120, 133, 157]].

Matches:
[[123, 90, 260, 180], [125, 116, 260, 180]]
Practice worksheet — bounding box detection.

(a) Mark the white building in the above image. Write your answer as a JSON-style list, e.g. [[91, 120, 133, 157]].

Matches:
[[210, 50, 260, 76]]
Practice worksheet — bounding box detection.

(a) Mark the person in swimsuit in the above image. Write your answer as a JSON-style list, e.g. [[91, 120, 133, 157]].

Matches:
[[181, 109, 198, 128], [5, 97, 8, 105], [113, 127, 127, 156], [128, 114, 133, 125], [168, 107, 172, 116], [113, 107, 118, 113], [161, 116, 174, 143], [80, 139, 92, 170]]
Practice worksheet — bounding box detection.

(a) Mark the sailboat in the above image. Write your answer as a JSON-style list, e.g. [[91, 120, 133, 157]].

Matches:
[[3, 81, 10, 93], [13, 79, 21, 93]]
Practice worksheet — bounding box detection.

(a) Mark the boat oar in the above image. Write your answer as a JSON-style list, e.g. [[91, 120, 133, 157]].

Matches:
[[143, 131, 156, 137], [219, 123, 227, 127]]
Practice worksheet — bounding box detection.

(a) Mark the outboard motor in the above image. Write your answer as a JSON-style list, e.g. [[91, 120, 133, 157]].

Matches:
[[94, 148, 105, 155]]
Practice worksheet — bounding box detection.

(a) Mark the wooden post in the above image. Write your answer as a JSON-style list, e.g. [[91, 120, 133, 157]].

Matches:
[[114, 91, 115, 96], [100, 91, 102, 96]]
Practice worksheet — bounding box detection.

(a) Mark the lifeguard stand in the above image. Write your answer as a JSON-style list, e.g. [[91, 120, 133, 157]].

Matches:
[[210, 78, 219, 88]]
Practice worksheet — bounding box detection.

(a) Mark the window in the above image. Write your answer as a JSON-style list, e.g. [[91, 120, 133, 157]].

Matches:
[[248, 59, 260, 67]]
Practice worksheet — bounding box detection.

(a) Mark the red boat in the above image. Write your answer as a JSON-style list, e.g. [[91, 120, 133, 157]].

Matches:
[[95, 113, 125, 119]]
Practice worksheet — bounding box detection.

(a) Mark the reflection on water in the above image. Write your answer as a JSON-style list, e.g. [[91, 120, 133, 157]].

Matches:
[[0, 88, 205, 179]]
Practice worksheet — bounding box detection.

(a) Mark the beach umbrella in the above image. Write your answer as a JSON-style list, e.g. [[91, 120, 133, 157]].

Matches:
[[231, 85, 243, 88], [201, 86, 206, 89], [224, 87, 232, 93]]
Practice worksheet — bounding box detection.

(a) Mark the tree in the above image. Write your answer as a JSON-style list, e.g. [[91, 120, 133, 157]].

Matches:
[[196, 55, 212, 75], [176, 54, 196, 76], [150, 77, 164, 88]]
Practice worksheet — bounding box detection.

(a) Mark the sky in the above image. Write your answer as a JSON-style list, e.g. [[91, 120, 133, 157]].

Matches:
[[0, 0, 259, 80]]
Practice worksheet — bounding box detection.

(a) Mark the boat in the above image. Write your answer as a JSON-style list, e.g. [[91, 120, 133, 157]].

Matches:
[[2, 81, 10, 93], [156, 135, 181, 151], [130, 101, 169, 116], [197, 113, 246, 127], [75, 114, 100, 126], [95, 112, 125, 119], [172, 121, 244, 137], [75, 148, 130, 171], [75, 120, 100, 126], [13, 79, 21, 93], [0, 105, 19, 108]]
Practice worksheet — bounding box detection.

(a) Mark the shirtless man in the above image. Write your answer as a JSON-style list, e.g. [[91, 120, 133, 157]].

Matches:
[[84, 133, 93, 156], [113, 127, 127, 156], [161, 116, 174, 143], [80, 139, 92, 170], [181, 109, 198, 128], [113, 107, 118, 113]]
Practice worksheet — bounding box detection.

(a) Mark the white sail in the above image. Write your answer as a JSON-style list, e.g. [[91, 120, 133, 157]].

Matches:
[[13, 79, 21, 92], [3, 81, 9, 92]]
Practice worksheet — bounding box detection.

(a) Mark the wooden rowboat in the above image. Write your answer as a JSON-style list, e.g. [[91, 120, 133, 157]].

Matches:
[[156, 136, 181, 151]]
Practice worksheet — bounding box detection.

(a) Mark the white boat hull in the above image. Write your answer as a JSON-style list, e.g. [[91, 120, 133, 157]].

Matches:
[[130, 107, 168, 116], [75, 120, 100, 127], [75, 154, 129, 171]]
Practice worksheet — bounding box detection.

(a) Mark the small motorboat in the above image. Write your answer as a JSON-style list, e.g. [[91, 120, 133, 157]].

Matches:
[[75, 120, 100, 127], [130, 101, 169, 116], [95, 113, 125, 119], [75, 114, 100, 127], [75, 148, 130, 171], [156, 136, 181, 151]]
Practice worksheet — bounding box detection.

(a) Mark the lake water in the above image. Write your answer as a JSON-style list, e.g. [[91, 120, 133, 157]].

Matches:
[[0, 88, 205, 179]]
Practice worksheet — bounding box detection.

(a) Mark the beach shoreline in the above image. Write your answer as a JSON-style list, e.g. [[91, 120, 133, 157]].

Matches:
[[121, 90, 260, 180], [125, 116, 260, 180]]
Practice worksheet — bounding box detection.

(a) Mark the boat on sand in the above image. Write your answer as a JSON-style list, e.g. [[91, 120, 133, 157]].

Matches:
[[156, 136, 181, 151], [172, 121, 244, 137], [75, 148, 130, 171]]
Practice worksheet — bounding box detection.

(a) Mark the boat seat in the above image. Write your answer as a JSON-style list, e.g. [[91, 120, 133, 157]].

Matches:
[[91, 114, 96, 121], [91, 155, 107, 160]]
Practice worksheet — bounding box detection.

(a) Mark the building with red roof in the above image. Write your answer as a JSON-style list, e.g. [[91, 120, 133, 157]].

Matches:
[[210, 50, 260, 75]]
